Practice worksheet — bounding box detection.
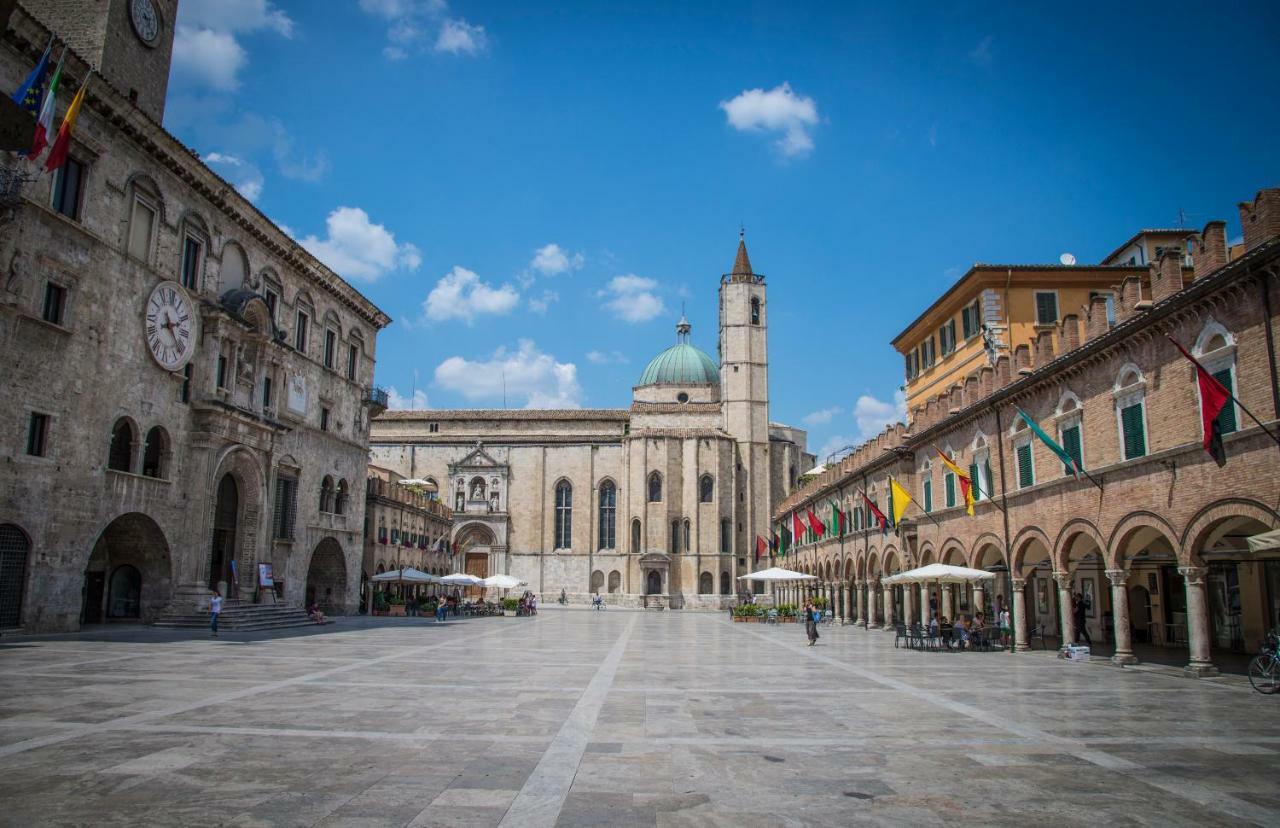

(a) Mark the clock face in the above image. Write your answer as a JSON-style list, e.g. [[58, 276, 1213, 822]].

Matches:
[[130, 0, 160, 45], [145, 281, 197, 372]]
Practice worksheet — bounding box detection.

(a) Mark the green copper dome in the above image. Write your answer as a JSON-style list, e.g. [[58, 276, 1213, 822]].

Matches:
[[637, 317, 720, 386]]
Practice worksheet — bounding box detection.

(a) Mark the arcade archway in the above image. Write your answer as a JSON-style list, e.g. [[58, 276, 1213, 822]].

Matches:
[[83, 513, 172, 624]]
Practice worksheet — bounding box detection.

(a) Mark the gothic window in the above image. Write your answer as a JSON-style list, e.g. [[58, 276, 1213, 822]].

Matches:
[[320, 476, 335, 513], [1056, 391, 1085, 476], [1011, 416, 1035, 488], [608, 570, 621, 593], [1113, 364, 1148, 461], [683, 518, 691, 553], [335, 480, 349, 515], [720, 572, 731, 595], [699, 474, 713, 503], [108, 418, 135, 472], [720, 519, 731, 554], [671, 520, 680, 555], [590, 570, 604, 593], [920, 458, 933, 513], [554, 480, 572, 549], [219, 241, 248, 294], [631, 519, 641, 553], [648, 472, 662, 502], [970, 432, 993, 501], [1194, 321, 1239, 441], [142, 426, 167, 478], [127, 189, 158, 263], [699, 572, 713, 594], [598, 481, 616, 550], [750, 296, 760, 325]]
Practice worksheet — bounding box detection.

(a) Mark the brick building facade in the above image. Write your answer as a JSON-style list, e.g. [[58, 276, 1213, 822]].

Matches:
[[773, 187, 1280, 675]]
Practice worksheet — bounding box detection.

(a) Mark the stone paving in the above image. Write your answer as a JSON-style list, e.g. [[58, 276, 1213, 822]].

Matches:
[[1, 610, 1279, 827]]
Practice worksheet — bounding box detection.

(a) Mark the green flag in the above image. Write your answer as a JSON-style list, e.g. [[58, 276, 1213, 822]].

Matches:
[[1015, 407, 1080, 477]]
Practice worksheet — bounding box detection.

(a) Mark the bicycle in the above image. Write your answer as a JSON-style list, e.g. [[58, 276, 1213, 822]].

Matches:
[[1248, 629, 1279, 695]]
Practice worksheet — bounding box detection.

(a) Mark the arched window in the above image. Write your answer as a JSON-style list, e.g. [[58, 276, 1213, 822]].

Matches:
[[590, 570, 604, 593], [1055, 391, 1085, 476], [631, 519, 641, 553], [1113, 364, 1148, 461], [219, 241, 249, 295], [554, 481, 572, 549], [720, 571, 731, 595], [598, 481, 616, 550], [142, 426, 167, 478], [970, 432, 993, 502], [941, 448, 957, 509], [335, 480, 349, 515], [750, 296, 760, 325], [1194, 320, 1239, 442], [0, 524, 31, 627], [607, 570, 621, 593], [920, 458, 933, 513], [1011, 414, 1035, 488], [320, 476, 335, 513], [127, 179, 160, 264], [683, 518, 691, 552], [699, 572, 713, 594], [108, 418, 135, 472], [648, 472, 662, 502], [699, 474, 713, 503]]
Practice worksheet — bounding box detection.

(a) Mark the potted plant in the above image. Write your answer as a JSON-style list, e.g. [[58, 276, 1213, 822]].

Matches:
[[372, 591, 390, 616], [502, 597, 519, 615], [388, 595, 406, 616]]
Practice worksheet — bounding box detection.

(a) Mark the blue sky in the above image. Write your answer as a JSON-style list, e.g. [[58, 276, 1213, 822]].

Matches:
[[164, 0, 1280, 461]]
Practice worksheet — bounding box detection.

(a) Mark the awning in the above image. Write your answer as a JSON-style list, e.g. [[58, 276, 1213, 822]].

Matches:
[[1247, 528, 1280, 553], [882, 563, 996, 585], [370, 567, 438, 584]]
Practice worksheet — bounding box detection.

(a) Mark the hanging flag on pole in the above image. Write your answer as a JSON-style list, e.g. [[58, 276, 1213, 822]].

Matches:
[[934, 448, 975, 515], [888, 477, 912, 527], [44, 78, 88, 173], [28, 50, 65, 160], [1014, 407, 1104, 490], [755, 535, 767, 562], [1165, 336, 1280, 465], [792, 511, 806, 545], [11, 35, 53, 113], [805, 509, 825, 539], [829, 500, 845, 536], [858, 490, 889, 534]]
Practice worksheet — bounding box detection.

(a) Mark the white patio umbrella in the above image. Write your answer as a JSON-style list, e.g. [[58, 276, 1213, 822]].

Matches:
[[737, 567, 818, 582], [371, 567, 439, 584], [881, 563, 995, 585], [440, 572, 485, 586], [1246, 528, 1280, 553], [482, 574, 525, 589]]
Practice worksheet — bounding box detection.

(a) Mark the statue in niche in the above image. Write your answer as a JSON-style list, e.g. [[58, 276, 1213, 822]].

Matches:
[[5, 247, 26, 297], [472, 482, 484, 500]]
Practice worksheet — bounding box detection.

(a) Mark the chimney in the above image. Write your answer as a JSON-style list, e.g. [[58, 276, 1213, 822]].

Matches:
[[978, 365, 994, 398], [1192, 220, 1228, 279], [1033, 329, 1055, 367], [1085, 294, 1110, 341], [1059, 314, 1081, 353], [1150, 248, 1184, 303], [1115, 275, 1143, 322], [1014, 344, 1032, 374], [924, 397, 937, 428], [1238, 188, 1280, 250], [964, 372, 979, 406], [948, 384, 962, 414]]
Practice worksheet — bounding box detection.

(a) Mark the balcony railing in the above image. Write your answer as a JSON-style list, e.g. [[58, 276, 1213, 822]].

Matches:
[[365, 386, 389, 411]]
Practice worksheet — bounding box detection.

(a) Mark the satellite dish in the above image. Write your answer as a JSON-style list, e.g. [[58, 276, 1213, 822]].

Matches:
[[1059, 253, 1077, 266]]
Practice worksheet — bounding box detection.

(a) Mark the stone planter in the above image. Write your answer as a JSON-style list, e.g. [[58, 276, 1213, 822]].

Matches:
[[389, 605, 406, 617]]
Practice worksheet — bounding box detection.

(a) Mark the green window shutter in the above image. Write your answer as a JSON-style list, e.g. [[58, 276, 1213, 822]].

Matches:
[[923, 481, 932, 513], [945, 473, 955, 508], [1061, 425, 1083, 475], [969, 462, 981, 501], [1017, 443, 1034, 488], [1212, 368, 1237, 435], [1121, 404, 1146, 459], [984, 460, 993, 498]]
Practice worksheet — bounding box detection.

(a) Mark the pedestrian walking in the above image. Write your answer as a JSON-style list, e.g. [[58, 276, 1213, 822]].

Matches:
[[1073, 592, 1092, 646], [804, 600, 820, 646], [209, 589, 223, 638]]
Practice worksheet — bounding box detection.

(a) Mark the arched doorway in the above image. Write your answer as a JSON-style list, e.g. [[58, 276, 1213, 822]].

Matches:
[[647, 570, 663, 595], [210, 474, 238, 593], [83, 513, 172, 625], [305, 538, 348, 615], [0, 524, 31, 628], [698, 572, 712, 594], [454, 523, 495, 598], [107, 565, 142, 619]]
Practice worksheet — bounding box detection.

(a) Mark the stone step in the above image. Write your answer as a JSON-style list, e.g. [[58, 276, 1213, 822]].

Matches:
[[152, 602, 318, 630]]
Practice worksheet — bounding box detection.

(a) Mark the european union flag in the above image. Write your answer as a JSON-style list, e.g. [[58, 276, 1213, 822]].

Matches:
[[11, 40, 52, 114]]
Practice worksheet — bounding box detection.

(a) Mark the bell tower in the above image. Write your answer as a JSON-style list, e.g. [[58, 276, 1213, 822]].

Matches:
[[719, 233, 770, 573], [22, 0, 178, 122]]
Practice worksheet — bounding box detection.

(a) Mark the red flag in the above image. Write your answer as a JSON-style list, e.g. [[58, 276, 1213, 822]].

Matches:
[[792, 512, 806, 543], [1169, 337, 1230, 466], [806, 510, 825, 538], [859, 491, 889, 534], [755, 535, 767, 562]]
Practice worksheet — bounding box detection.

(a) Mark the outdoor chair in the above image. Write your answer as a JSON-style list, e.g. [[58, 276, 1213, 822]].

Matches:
[[893, 623, 908, 648], [908, 623, 926, 650], [766, 609, 778, 624], [1026, 625, 1048, 650]]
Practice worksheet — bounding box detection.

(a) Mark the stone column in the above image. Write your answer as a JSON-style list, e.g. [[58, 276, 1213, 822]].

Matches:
[[1055, 572, 1076, 649], [941, 585, 953, 622], [1106, 569, 1137, 665], [868, 580, 880, 627], [1011, 577, 1029, 652], [921, 585, 931, 627], [973, 585, 986, 616], [903, 585, 915, 629], [855, 582, 865, 625], [837, 584, 846, 621], [884, 585, 897, 630], [1180, 566, 1219, 676]]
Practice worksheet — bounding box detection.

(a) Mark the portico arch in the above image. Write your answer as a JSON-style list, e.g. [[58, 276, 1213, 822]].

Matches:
[[207, 447, 265, 597], [83, 513, 172, 625], [305, 537, 348, 615], [454, 522, 496, 597]]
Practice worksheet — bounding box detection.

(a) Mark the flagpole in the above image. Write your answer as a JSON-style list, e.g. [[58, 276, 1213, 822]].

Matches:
[[930, 443, 1008, 515], [909, 498, 942, 528], [1168, 336, 1280, 450]]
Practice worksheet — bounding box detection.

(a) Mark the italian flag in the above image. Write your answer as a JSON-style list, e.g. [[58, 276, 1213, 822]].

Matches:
[[44, 79, 87, 173], [28, 52, 64, 160]]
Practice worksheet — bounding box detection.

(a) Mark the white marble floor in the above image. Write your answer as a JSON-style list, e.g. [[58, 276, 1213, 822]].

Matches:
[[1, 610, 1277, 826]]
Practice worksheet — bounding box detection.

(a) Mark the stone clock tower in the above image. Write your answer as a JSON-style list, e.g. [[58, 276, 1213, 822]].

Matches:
[[22, 0, 178, 122]]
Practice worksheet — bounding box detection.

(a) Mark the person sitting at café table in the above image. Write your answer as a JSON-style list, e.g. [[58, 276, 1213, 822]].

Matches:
[[928, 613, 940, 638], [953, 614, 969, 649]]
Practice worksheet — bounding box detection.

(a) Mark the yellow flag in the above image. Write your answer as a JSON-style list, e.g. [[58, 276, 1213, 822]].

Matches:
[[935, 449, 975, 516], [889, 477, 912, 526]]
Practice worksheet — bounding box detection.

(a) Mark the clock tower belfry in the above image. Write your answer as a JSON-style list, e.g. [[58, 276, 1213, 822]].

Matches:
[[22, 0, 178, 122]]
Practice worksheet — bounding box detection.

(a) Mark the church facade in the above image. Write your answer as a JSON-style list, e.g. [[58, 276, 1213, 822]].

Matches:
[[369, 241, 812, 607]]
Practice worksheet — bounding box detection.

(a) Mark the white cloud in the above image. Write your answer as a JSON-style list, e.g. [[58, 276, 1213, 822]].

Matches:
[[530, 243, 584, 277], [853, 390, 907, 441], [586, 350, 629, 365], [528, 290, 559, 314], [423, 266, 519, 323], [173, 0, 293, 91], [434, 340, 582, 408], [300, 207, 422, 282], [358, 0, 485, 60], [969, 35, 994, 67], [599, 274, 665, 323], [802, 406, 842, 426], [719, 82, 820, 157], [386, 386, 429, 410], [436, 18, 487, 54], [204, 152, 264, 201]]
